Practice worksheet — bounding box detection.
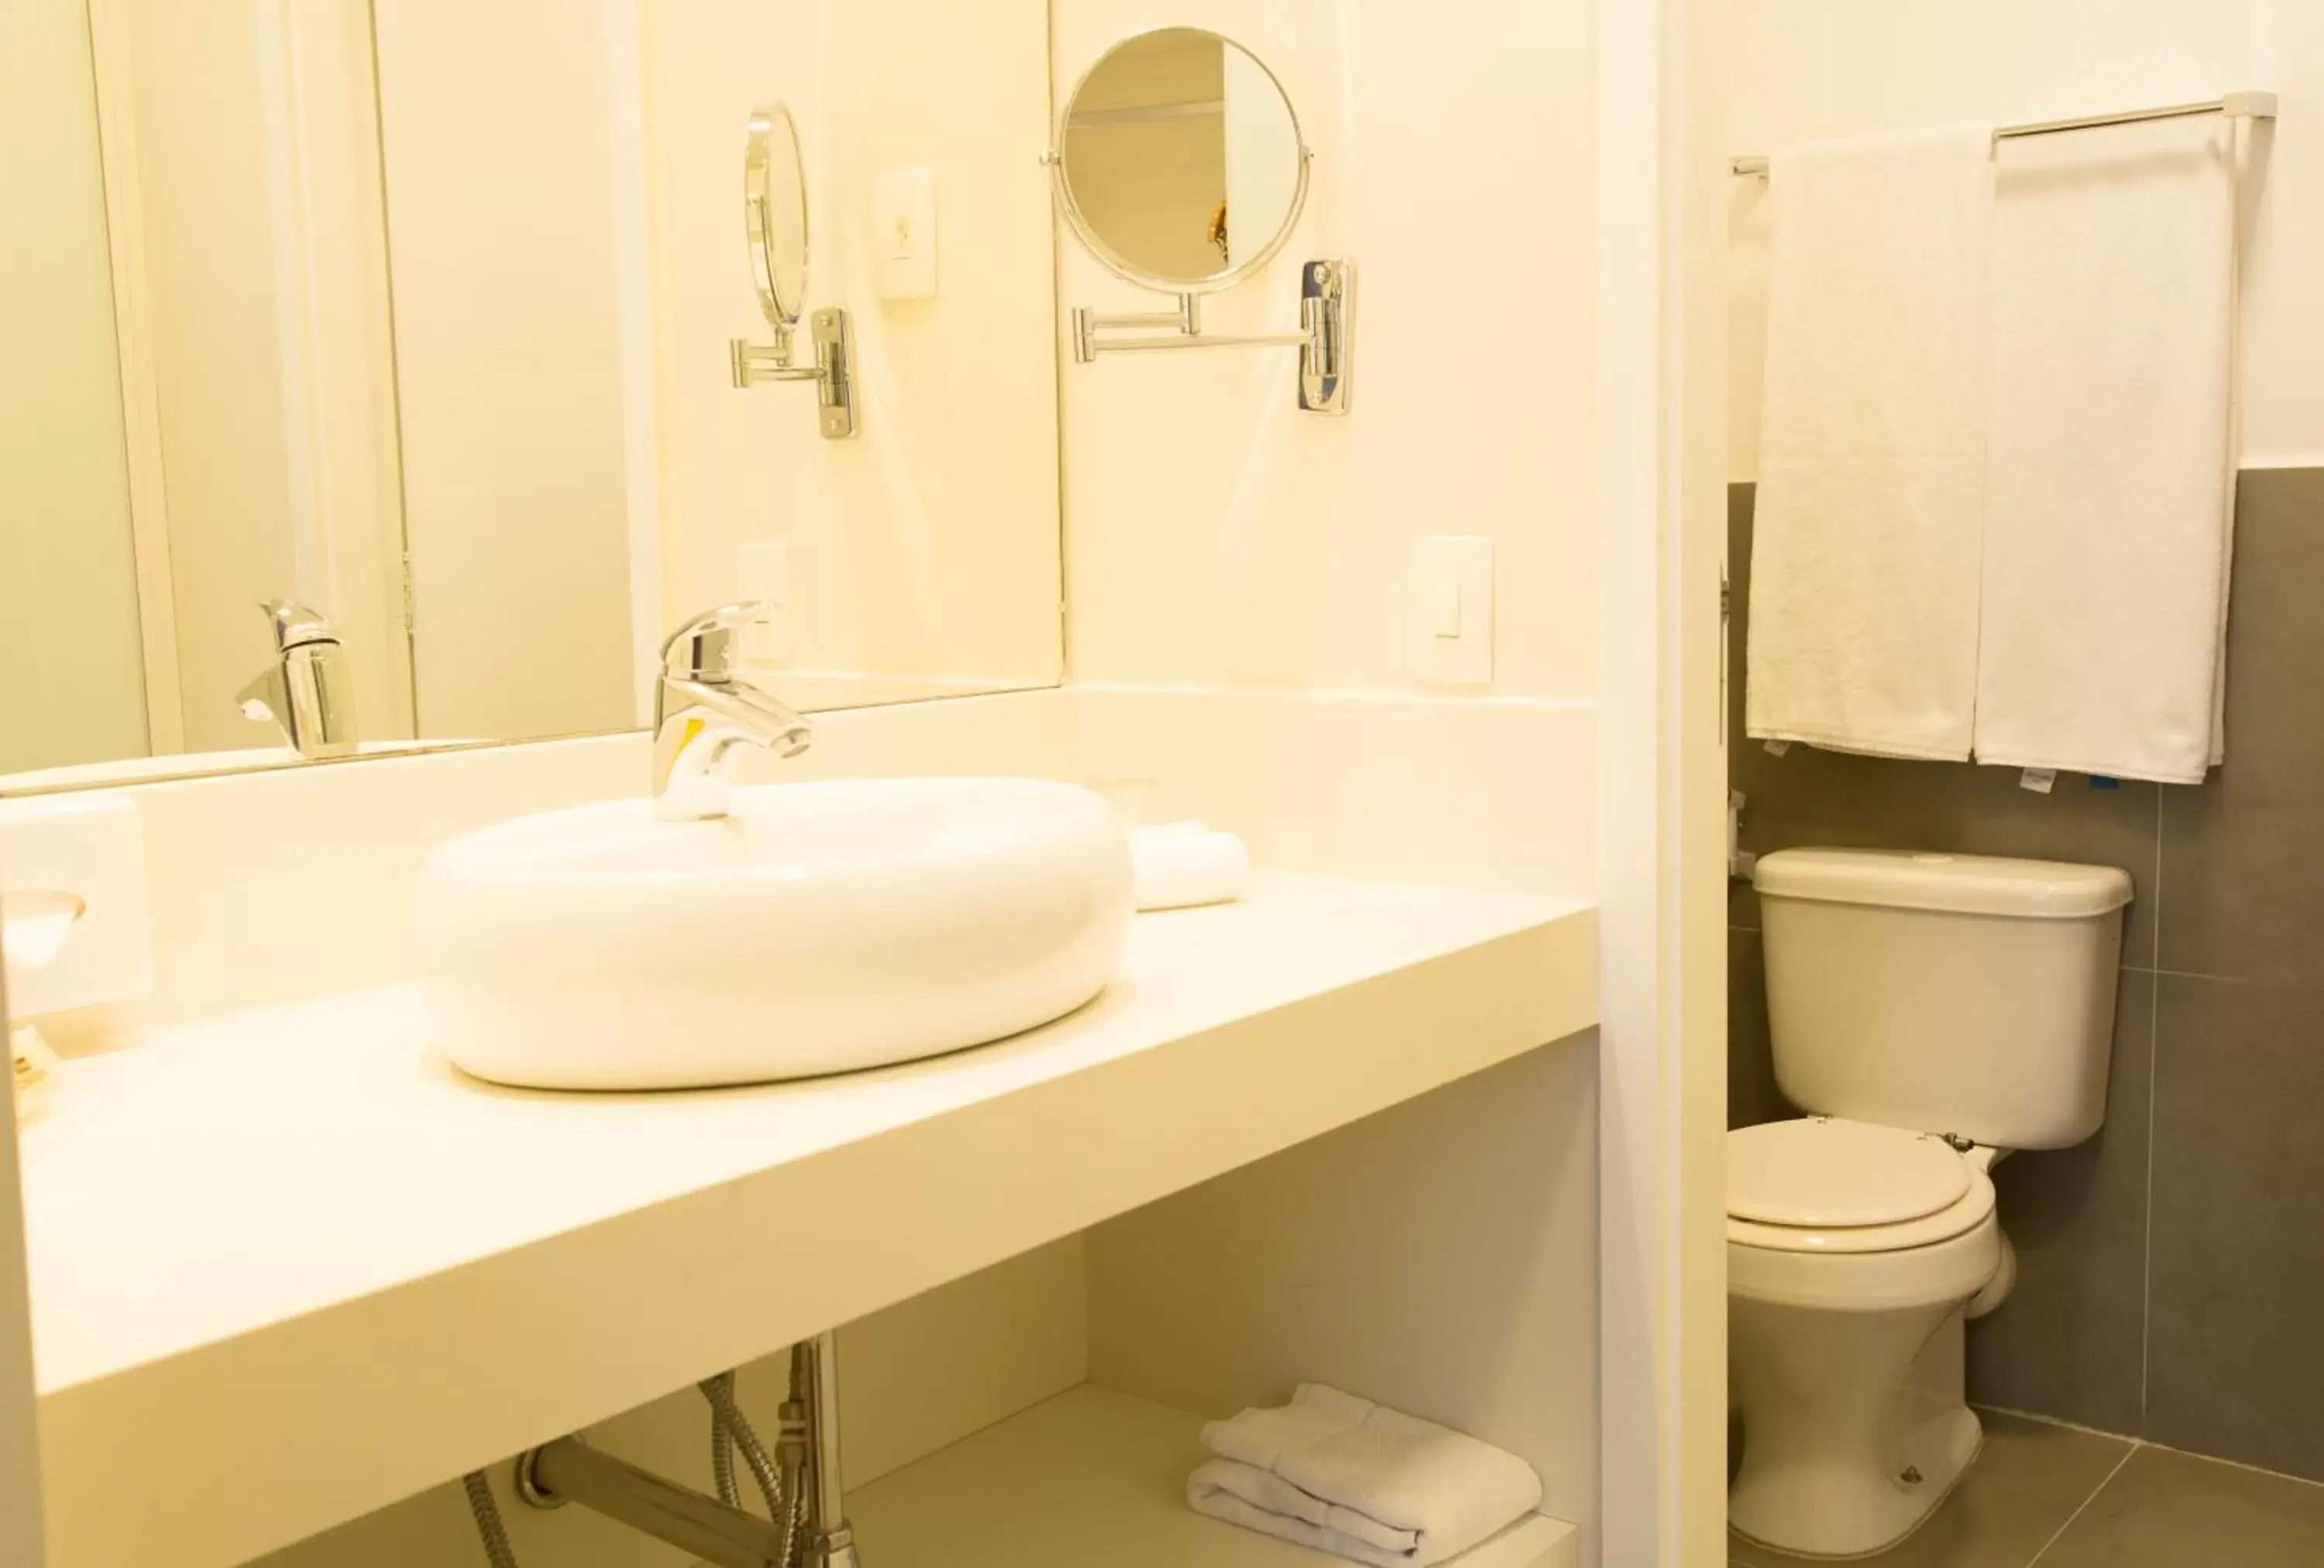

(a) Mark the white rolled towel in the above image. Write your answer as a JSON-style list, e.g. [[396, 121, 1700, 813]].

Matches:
[[1187, 1384, 1542, 1567], [1130, 820, 1249, 910]]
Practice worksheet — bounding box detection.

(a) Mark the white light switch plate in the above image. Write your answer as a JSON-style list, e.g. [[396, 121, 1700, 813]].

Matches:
[[874, 169, 937, 300], [1410, 536, 1495, 686], [737, 542, 792, 664]]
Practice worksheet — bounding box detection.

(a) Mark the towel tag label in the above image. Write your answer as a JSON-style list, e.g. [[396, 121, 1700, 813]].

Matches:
[[2020, 768, 2058, 795], [1764, 740, 1792, 758]]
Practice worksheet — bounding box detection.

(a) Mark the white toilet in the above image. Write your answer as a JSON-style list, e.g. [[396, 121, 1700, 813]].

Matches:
[[1728, 848, 2132, 1559]]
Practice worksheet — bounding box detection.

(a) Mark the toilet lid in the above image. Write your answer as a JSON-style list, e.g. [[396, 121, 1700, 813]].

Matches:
[[1728, 1118, 1972, 1228]]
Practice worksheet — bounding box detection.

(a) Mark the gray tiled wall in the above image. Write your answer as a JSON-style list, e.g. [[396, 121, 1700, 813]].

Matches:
[[1728, 469, 2324, 1483]]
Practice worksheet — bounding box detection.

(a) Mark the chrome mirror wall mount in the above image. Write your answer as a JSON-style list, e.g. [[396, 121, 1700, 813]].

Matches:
[[1061, 257, 1354, 414], [1045, 29, 1355, 414], [730, 308, 856, 440], [727, 101, 857, 439]]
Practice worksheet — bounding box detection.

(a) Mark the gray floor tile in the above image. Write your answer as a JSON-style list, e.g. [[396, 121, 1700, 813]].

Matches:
[[1730, 1410, 2131, 1568], [1728, 927, 1791, 1130], [2145, 975, 2324, 1482], [2032, 1446, 2324, 1568], [2158, 469, 2324, 984], [1967, 970, 2154, 1436]]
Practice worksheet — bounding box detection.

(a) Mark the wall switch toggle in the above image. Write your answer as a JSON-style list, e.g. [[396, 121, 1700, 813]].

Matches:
[[874, 169, 937, 300], [1410, 536, 1495, 685]]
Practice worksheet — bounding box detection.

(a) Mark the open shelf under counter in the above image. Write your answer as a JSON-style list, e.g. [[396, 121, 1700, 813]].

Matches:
[[851, 1384, 1581, 1568], [22, 872, 1594, 1568]]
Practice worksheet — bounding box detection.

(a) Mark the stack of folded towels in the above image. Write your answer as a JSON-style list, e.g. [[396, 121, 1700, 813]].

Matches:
[[1187, 1384, 1543, 1566]]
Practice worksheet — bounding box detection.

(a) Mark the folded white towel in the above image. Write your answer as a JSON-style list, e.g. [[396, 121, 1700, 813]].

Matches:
[[1746, 125, 1994, 761], [1187, 1384, 1542, 1567], [1130, 820, 1249, 910], [1972, 115, 2239, 784]]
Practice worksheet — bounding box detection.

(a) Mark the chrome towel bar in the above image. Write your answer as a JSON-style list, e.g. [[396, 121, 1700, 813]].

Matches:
[[1729, 90, 2278, 178]]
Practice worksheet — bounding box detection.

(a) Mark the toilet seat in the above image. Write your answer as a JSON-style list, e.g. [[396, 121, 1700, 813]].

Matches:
[[1728, 1119, 2003, 1310], [1730, 1116, 1970, 1227], [1727, 1118, 1996, 1254]]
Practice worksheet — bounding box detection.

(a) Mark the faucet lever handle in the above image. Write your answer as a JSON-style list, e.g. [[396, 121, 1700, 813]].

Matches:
[[660, 600, 778, 681], [257, 599, 340, 652]]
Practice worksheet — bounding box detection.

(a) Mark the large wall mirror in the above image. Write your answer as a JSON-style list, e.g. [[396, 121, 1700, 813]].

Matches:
[[0, 0, 1061, 797]]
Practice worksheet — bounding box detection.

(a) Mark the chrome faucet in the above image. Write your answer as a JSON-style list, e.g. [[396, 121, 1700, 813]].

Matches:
[[652, 603, 812, 821], [237, 600, 357, 758]]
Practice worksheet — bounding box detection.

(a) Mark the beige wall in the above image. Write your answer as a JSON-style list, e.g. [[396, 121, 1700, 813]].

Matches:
[[1055, 0, 1600, 700], [0, 0, 149, 775], [646, 0, 1064, 702], [1728, 0, 2324, 473]]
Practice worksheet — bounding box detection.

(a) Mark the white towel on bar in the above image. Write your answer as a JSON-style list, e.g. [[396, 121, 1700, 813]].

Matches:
[[1972, 116, 2239, 784], [1186, 1384, 1542, 1567], [1746, 126, 1995, 761]]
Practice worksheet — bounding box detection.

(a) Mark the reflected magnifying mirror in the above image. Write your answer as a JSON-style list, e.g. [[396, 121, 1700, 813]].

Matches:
[[729, 101, 856, 438], [1047, 29, 1351, 413], [744, 102, 810, 331]]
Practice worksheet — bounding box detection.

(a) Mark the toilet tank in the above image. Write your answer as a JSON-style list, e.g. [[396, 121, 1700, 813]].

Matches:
[[1754, 848, 2133, 1150]]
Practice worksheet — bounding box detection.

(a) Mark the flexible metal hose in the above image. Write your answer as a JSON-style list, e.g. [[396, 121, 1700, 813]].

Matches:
[[699, 1374, 792, 1536], [706, 1371, 743, 1508], [693, 1375, 804, 1568], [461, 1470, 521, 1568]]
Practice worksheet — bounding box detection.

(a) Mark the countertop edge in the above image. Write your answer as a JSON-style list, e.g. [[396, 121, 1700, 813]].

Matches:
[[38, 901, 1597, 1567]]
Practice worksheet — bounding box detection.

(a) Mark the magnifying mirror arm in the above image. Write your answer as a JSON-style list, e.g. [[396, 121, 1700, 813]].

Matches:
[[1070, 260, 1353, 414], [730, 308, 858, 440]]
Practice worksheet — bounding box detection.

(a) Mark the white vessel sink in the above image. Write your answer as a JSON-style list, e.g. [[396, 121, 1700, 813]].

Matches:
[[416, 778, 1133, 1089]]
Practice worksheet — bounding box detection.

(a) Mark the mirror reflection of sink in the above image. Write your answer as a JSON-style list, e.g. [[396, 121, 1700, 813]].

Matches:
[[417, 779, 1133, 1089]]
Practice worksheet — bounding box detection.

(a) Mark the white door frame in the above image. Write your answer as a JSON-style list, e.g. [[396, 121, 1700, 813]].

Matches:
[[1595, 0, 1728, 1559]]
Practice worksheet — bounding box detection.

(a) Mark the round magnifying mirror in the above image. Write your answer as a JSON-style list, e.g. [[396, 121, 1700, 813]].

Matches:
[[1054, 29, 1310, 294], [744, 102, 810, 329]]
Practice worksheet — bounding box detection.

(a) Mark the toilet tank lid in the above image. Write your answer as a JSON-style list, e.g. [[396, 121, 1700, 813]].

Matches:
[[1754, 848, 2133, 919]]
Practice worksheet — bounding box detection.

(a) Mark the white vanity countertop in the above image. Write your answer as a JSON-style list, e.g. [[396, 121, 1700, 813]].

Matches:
[[20, 871, 1596, 1568]]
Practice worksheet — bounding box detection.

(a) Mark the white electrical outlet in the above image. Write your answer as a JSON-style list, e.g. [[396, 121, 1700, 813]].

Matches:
[[1409, 536, 1495, 686], [737, 542, 792, 664]]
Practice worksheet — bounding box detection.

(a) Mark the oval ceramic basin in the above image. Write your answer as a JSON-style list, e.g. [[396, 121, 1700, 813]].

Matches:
[[416, 779, 1133, 1089]]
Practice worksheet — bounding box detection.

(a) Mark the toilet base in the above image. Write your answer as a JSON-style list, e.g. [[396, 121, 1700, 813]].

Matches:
[[1730, 1298, 1984, 1558]]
